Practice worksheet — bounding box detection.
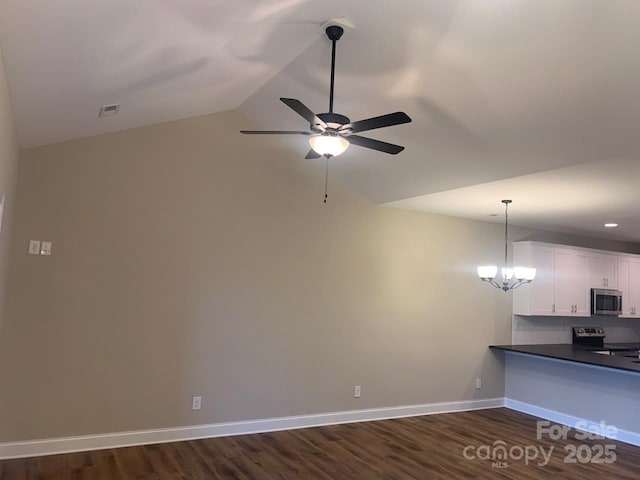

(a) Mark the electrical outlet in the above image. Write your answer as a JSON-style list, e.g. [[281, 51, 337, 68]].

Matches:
[[192, 396, 201, 410], [476, 378, 482, 389], [354, 385, 361, 398], [28, 240, 41, 255]]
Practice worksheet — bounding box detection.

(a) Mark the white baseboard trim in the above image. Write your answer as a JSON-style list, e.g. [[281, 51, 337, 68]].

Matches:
[[0, 397, 503, 459], [505, 398, 640, 447]]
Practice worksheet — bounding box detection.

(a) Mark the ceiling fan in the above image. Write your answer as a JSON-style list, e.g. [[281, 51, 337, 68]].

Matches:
[[240, 24, 412, 160]]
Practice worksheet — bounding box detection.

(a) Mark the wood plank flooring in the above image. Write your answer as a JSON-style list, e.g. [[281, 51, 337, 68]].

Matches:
[[2, 408, 639, 479]]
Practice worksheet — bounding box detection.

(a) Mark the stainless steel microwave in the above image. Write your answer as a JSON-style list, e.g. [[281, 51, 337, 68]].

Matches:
[[591, 288, 622, 316]]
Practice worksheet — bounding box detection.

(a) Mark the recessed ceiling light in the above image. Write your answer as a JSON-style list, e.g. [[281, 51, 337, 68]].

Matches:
[[604, 223, 619, 228]]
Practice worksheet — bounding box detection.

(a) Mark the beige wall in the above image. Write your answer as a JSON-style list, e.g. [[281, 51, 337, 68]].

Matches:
[[0, 47, 19, 336], [0, 110, 637, 442]]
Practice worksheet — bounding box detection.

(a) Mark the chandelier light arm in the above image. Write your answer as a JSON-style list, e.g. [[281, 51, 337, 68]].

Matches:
[[509, 280, 527, 290], [481, 278, 503, 290], [478, 269, 533, 291]]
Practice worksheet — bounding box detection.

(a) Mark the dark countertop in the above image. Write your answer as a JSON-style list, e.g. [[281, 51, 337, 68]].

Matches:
[[490, 343, 640, 374]]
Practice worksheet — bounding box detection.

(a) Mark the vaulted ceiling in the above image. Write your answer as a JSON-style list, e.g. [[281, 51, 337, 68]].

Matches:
[[1, 1, 640, 241]]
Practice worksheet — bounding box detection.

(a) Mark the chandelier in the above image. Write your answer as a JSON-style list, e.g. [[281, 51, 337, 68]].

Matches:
[[477, 200, 536, 291]]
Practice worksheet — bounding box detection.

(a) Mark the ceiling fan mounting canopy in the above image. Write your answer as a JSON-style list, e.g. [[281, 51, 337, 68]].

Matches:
[[325, 25, 344, 41], [240, 22, 412, 159]]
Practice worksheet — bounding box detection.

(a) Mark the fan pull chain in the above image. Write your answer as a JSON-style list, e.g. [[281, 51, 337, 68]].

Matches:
[[324, 156, 329, 203]]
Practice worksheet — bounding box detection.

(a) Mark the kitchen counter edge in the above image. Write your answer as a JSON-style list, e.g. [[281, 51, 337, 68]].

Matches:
[[490, 343, 640, 374]]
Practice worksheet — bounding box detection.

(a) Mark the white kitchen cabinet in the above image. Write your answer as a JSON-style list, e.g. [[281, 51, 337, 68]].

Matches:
[[588, 253, 617, 289], [513, 242, 589, 317], [630, 261, 640, 316], [527, 245, 555, 315], [513, 243, 554, 315], [618, 257, 640, 317], [554, 248, 589, 316]]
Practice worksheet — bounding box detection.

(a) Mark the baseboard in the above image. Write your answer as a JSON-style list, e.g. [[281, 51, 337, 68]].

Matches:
[[0, 397, 503, 459], [505, 398, 640, 447]]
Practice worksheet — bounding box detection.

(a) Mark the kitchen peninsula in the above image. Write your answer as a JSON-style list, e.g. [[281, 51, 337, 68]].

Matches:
[[491, 343, 640, 373], [491, 343, 640, 447]]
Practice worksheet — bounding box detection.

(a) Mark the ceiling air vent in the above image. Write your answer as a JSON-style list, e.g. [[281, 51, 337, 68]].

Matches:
[[98, 104, 120, 117]]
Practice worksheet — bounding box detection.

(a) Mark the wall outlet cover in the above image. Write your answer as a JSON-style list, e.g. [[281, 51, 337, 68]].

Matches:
[[0, 194, 4, 234]]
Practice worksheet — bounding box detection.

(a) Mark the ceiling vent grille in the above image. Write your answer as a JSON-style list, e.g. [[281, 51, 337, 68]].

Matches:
[[98, 104, 120, 117]]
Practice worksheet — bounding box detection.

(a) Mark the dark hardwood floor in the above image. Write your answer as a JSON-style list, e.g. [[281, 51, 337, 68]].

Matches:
[[1, 408, 639, 479]]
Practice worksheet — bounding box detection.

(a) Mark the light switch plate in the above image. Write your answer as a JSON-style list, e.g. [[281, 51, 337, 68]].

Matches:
[[0, 194, 5, 234], [40, 241, 52, 256], [29, 240, 41, 255]]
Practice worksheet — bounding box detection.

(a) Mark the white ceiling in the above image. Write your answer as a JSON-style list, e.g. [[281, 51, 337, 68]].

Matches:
[[1, 1, 640, 241], [385, 158, 640, 242], [0, 0, 335, 146]]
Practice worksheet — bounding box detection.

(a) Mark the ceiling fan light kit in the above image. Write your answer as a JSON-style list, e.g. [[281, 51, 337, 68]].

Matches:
[[241, 19, 412, 201], [477, 200, 536, 292], [309, 133, 349, 157]]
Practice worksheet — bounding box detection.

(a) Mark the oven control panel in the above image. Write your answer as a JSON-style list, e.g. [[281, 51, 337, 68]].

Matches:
[[573, 327, 605, 338], [573, 326, 606, 347]]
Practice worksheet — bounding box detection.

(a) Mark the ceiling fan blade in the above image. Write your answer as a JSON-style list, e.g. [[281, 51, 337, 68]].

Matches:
[[240, 130, 310, 135], [346, 112, 412, 134], [305, 149, 321, 159], [280, 98, 327, 127], [347, 135, 405, 155]]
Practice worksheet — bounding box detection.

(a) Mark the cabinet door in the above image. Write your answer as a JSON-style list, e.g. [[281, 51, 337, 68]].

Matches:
[[618, 257, 633, 317], [588, 254, 617, 289], [554, 249, 576, 315], [529, 246, 555, 315], [572, 252, 590, 317], [554, 249, 589, 316], [629, 260, 640, 317]]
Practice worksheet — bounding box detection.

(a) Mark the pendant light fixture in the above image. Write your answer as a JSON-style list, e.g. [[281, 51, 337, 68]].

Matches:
[[477, 200, 536, 291]]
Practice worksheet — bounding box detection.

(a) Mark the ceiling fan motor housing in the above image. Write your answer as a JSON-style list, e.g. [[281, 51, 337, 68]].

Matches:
[[311, 112, 351, 133]]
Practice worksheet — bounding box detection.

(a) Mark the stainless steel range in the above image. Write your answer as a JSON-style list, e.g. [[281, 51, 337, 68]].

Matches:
[[572, 326, 605, 347], [573, 326, 640, 358]]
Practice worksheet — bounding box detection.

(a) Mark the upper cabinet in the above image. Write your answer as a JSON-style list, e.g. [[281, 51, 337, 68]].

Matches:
[[554, 248, 589, 317], [588, 253, 617, 289], [513, 243, 555, 316], [513, 242, 589, 317], [618, 256, 640, 318], [513, 241, 640, 317]]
